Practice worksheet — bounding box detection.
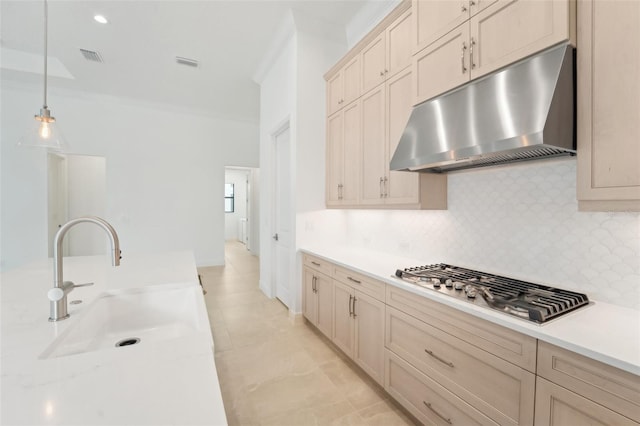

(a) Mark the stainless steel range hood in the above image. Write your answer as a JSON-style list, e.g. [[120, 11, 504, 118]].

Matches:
[[390, 43, 575, 173]]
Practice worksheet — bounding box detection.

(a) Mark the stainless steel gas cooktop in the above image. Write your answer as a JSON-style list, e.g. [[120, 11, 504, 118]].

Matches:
[[394, 264, 590, 324]]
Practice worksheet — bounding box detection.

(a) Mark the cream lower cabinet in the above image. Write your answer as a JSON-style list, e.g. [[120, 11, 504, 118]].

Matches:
[[414, 0, 576, 105], [576, 0, 640, 211], [332, 273, 385, 385], [361, 69, 447, 208], [535, 341, 640, 425], [302, 267, 333, 339]]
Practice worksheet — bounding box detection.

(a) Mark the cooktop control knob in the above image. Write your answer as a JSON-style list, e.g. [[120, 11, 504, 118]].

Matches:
[[466, 289, 477, 299], [432, 279, 441, 288], [445, 280, 453, 288], [454, 281, 464, 290]]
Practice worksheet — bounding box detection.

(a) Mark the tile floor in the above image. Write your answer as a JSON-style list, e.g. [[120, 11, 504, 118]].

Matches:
[[198, 241, 417, 426]]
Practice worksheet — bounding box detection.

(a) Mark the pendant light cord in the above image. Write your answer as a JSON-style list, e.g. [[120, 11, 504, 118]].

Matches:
[[43, 0, 48, 109]]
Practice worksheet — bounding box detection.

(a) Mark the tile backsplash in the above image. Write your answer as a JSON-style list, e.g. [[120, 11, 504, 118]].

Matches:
[[300, 158, 640, 309]]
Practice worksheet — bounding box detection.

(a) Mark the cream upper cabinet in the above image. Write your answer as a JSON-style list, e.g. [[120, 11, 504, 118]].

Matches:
[[576, 0, 640, 211], [326, 100, 361, 207], [413, 0, 498, 53], [386, 9, 413, 79], [327, 56, 361, 116], [362, 34, 387, 94], [361, 71, 447, 208], [413, 0, 576, 105], [361, 84, 387, 205]]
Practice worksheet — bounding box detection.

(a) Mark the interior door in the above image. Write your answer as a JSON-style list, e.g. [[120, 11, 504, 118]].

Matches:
[[273, 126, 292, 308]]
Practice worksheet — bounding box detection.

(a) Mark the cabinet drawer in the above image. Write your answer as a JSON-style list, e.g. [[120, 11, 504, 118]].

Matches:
[[537, 341, 640, 421], [386, 285, 537, 371], [303, 254, 333, 277], [334, 266, 385, 301], [385, 350, 498, 426], [386, 306, 535, 425], [534, 377, 639, 426]]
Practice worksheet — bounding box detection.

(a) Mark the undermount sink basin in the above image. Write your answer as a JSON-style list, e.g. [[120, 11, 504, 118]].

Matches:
[[40, 282, 209, 359]]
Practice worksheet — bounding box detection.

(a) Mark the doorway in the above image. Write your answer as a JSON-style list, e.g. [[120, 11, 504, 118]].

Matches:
[[271, 124, 292, 309], [224, 166, 259, 255], [47, 154, 106, 257]]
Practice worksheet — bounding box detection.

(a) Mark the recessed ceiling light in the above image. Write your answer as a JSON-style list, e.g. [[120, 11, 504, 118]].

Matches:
[[93, 15, 108, 24]]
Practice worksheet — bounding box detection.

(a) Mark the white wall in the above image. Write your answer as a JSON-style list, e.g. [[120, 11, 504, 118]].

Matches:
[[1, 80, 259, 271], [224, 169, 249, 241], [257, 33, 297, 298], [299, 158, 640, 310]]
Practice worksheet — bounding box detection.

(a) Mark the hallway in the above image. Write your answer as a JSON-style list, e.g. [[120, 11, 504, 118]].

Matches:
[[197, 241, 415, 426]]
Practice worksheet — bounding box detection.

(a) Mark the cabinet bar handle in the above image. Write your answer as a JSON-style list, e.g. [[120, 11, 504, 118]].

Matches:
[[348, 294, 353, 317], [423, 401, 452, 424], [424, 349, 455, 368], [470, 37, 476, 69], [461, 3, 467, 12], [383, 176, 388, 197], [461, 42, 467, 74], [379, 177, 384, 198], [347, 276, 361, 284], [313, 276, 317, 293], [352, 296, 357, 318], [311, 261, 321, 266]]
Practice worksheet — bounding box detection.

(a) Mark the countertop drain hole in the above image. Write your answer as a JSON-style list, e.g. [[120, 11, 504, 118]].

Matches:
[[115, 338, 140, 347]]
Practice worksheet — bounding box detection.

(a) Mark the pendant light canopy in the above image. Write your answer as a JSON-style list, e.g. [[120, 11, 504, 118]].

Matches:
[[17, 0, 68, 152]]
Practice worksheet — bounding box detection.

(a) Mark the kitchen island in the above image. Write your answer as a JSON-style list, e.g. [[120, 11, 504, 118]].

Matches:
[[0, 251, 226, 426]]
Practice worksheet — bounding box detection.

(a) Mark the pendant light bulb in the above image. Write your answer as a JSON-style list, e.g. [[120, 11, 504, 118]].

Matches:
[[17, 0, 68, 152]]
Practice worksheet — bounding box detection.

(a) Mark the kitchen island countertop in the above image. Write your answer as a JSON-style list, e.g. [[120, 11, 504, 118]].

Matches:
[[0, 251, 226, 425], [300, 245, 640, 376]]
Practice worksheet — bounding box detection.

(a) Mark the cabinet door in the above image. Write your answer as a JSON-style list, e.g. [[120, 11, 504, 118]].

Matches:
[[362, 33, 387, 93], [303, 268, 317, 324], [386, 9, 412, 79], [332, 280, 354, 358], [577, 0, 640, 210], [534, 377, 639, 426], [343, 56, 361, 106], [353, 291, 385, 386], [327, 72, 343, 116], [315, 273, 334, 339], [361, 84, 387, 205], [413, 22, 470, 105], [470, 0, 573, 80], [413, 0, 469, 53], [342, 100, 361, 205], [326, 111, 343, 207], [386, 67, 419, 204]]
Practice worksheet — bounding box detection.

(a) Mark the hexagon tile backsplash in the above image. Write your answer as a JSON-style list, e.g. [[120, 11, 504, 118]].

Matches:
[[304, 158, 640, 309]]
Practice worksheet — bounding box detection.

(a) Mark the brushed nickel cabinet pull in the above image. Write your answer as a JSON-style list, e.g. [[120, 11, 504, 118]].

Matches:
[[347, 276, 361, 284], [470, 37, 476, 69], [352, 296, 357, 318], [461, 3, 467, 12], [348, 294, 353, 317], [423, 401, 452, 424], [379, 177, 384, 198], [311, 261, 321, 266], [425, 349, 455, 368], [383, 176, 388, 197], [461, 42, 467, 74]]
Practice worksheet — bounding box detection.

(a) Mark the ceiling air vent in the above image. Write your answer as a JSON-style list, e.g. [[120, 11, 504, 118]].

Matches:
[[79, 48, 103, 63], [175, 56, 199, 68]]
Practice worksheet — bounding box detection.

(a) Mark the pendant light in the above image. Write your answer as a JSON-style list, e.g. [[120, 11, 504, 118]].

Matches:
[[17, 0, 68, 152]]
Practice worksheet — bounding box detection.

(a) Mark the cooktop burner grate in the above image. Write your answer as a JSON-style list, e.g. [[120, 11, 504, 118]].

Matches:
[[395, 264, 590, 323]]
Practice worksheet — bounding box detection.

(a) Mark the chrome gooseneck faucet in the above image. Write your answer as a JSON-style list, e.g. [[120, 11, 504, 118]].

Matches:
[[48, 216, 121, 321]]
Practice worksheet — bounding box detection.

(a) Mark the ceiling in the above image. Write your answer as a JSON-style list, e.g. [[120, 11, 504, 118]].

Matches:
[[0, 0, 368, 123]]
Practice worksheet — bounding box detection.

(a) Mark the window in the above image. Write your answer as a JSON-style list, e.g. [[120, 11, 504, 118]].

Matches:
[[224, 183, 234, 213]]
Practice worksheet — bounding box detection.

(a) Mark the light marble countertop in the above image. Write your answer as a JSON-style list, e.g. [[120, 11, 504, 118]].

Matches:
[[300, 244, 640, 376], [0, 251, 227, 426]]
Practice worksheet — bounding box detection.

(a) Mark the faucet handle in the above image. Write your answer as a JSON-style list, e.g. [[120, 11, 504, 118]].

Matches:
[[48, 287, 65, 302], [73, 282, 95, 288]]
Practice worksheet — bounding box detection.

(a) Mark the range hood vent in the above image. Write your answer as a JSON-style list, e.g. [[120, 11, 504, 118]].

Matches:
[[175, 56, 199, 68], [390, 43, 575, 173]]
